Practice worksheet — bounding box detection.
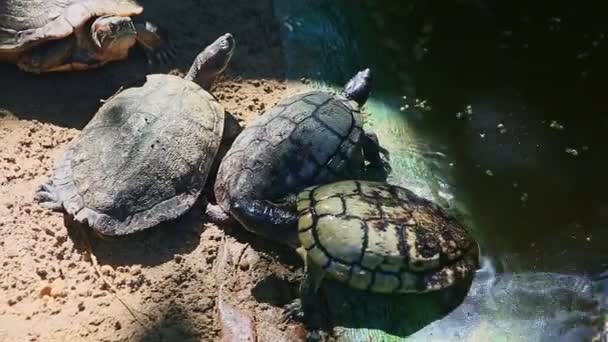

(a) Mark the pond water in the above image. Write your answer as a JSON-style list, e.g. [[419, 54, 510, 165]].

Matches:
[[275, 1, 607, 340]]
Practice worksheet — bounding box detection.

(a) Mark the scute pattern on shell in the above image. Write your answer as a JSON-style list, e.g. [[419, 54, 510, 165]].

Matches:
[[297, 180, 479, 293], [48, 74, 224, 235], [214, 91, 366, 211]]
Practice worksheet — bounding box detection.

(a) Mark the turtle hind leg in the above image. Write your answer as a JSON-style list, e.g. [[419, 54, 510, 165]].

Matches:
[[283, 254, 326, 329], [134, 21, 176, 68], [230, 196, 299, 248], [362, 132, 392, 181], [34, 181, 64, 211], [205, 203, 238, 226]]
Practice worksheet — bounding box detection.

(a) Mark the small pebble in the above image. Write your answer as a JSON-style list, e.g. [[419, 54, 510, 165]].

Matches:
[[549, 120, 565, 130], [239, 258, 250, 271], [50, 279, 66, 298], [100, 265, 114, 277], [129, 265, 142, 276]]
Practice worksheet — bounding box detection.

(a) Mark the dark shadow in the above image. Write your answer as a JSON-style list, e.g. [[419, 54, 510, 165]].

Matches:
[[65, 199, 206, 267], [220, 221, 303, 267], [0, 0, 284, 129], [319, 275, 473, 337], [252, 274, 299, 306], [251, 262, 472, 338], [136, 304, 201, 342], [277, 0, 608, 275]]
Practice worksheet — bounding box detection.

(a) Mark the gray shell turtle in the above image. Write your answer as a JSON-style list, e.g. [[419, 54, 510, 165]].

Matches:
[[0, 0, 172, 73], [209, 69, 391, 244], [34, 33, 236, 236]]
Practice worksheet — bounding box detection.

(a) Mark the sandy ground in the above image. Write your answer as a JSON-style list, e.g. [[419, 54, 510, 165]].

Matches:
[[0, 1, 310, 341]]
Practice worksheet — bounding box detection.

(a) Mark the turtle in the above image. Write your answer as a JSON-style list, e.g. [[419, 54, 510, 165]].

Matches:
[[231, 180, 480, 320], [207, 69, 392, 244], [0, 0, 173, 73], [34, 33, 239, 236]]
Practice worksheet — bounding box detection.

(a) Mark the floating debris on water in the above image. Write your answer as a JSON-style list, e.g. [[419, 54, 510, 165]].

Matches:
[[549, 120, 565, 130], [465, 105, 473, 115], [457, 105, 474, 119], [485, 169, 494, 176], [497, 123, 508, 133], [400, 96, 431, 112], [565, 148, 579, 156], [521, 192, 529, 203]]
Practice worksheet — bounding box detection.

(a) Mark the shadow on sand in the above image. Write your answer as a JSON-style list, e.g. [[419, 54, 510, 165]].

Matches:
[[0, 0, 284, 129], [64, 199, 206, 267]]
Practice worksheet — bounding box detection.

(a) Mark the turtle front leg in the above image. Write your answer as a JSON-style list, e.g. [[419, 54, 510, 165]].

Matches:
[[134, 21, 176, 67], [361, 132, 392, 181], [17, 37, 76, 73], [205, 203, 238, 226], [230, 195, 299, 248], [283, 252, 326, 330]]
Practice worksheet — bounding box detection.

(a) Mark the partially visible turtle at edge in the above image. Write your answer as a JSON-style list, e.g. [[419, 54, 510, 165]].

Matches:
[[233, 180, 480, 320], [208, 69, 391, 245], [0, 0, 173, 73], [34, 33, 239, 236]]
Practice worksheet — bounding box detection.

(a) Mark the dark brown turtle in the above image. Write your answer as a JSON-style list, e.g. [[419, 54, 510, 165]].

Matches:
[[0, 0, 173, 73], [207, 69, 391, 245]]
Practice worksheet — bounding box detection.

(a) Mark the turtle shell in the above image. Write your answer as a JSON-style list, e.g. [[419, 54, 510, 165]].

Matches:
[[0, 0, 142, 57], [46, 74, 224, 235], [214, 90, 366, 212], [297, 180, 479, 293]]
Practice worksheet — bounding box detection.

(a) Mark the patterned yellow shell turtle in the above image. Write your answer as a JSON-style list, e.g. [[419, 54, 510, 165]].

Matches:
[[296, 180, 480, 294]]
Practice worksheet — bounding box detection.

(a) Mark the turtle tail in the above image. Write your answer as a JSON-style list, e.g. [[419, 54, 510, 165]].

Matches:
[[230, 196, 299, 248]]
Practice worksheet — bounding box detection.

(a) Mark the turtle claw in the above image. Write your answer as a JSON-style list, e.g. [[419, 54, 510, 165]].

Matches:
[[34, 182, 63, 211], [281, 298, 305, 323], [146, 42, 176, 68], [135, 21, 176, 69], [205, 204, 233, 225]]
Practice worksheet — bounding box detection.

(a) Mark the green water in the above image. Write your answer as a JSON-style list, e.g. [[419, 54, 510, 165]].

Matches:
[[274, 0, 607, 340]]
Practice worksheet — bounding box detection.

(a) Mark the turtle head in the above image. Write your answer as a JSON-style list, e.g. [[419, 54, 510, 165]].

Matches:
[[230, 197, 300, 248], [343, 68, 372, 106], [91, 15, 138, 56], [184, 33, 236, 90]]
